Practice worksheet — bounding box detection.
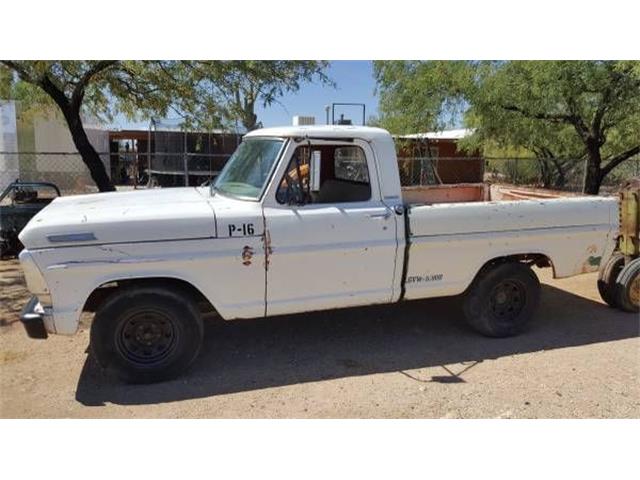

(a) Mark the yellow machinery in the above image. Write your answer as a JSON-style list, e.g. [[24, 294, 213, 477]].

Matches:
[[598, 178, 640, 312]]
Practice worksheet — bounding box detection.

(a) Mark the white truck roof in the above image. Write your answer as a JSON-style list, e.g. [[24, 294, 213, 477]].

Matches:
[[244, 125, 393, 142]]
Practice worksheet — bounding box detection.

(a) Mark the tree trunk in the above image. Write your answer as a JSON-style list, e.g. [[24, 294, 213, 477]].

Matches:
[[239, 93, 260, 132], [536, 158, 552, 188], [242, 113, 258, 132], [583, 143, 602, 195], [3, 61, 118, 193], [60, 106, 115, 192], [240, 105, 259, 132], [551, 158, 566, 188]]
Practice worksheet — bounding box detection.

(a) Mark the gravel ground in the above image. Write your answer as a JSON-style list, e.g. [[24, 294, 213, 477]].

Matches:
[[1, 259, 638, 418]]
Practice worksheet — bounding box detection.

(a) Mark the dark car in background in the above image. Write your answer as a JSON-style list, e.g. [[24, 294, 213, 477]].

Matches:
[[0, 181, 60, 259]]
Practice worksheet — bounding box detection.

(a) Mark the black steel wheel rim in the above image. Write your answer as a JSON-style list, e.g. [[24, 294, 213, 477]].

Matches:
[[489, 280, 526, 320], [115, 310, 178, 365]]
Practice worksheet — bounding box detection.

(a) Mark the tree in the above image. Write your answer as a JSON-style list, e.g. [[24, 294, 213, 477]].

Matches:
[[0, 66, 12, 99], [472, 61, 640, 193], [375, 61, 640, 194], [465, 105, 585, 189], [0, 61, 192, 191], [374, 61, 470, 134], [1, 60, 331, 191], [191, 61, 331, 132]]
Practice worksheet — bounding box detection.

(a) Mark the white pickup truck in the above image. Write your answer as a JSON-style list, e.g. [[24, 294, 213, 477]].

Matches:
[[17, 125, 634, 383]]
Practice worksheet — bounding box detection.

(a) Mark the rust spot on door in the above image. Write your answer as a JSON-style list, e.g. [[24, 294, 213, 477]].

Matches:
[[241, 245, 254, 266]]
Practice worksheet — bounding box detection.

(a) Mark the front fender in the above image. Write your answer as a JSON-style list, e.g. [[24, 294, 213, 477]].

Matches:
[[28, 238, 266, 334]]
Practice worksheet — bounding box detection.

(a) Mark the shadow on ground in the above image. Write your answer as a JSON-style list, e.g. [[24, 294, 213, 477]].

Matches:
[[75, 284, 639, 406]]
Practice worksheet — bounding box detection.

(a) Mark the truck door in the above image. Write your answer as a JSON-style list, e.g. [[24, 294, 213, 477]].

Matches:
[[262, 140, 399, 316]]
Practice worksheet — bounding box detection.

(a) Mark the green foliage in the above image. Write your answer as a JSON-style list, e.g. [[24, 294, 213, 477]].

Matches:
[[1, 60, 331, 132], [374, 60, 640, 193], [1, 66, 58, 124], [374, 61, 471, 134], [188, 61, 332, 131], [1, 61, 181, 122], [468, 62, 638, 149], [0, 65, 12, 99], [0, 60, 331, 191]]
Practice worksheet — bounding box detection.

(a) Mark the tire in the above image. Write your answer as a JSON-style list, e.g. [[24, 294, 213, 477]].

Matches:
[[597, 253, 625, 308], [613, 258, 640, 313], [90, 285, 204, 384], [463, 262, 540, 337]]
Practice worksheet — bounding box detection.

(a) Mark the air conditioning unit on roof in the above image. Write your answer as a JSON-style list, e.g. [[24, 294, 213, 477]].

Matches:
[[293, 116, 315, 126]]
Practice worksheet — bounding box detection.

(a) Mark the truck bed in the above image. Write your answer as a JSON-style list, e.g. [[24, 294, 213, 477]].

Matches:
[[402, 182, 583, 205], [401, 183, 619, 300]]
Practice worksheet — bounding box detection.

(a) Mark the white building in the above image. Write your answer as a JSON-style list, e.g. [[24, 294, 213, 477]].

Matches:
[[0, 100, 19, 191], [0, 100, 109, 193]]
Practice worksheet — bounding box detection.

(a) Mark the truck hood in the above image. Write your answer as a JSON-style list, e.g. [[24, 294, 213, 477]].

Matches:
[[19, 187, 218, 249]]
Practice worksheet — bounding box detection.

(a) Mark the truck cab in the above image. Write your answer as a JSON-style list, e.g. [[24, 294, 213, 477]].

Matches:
[[237, 126, 405, 316]]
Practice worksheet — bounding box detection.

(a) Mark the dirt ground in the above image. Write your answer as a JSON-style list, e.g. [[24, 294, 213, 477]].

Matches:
[[1, 258, 638, 418]]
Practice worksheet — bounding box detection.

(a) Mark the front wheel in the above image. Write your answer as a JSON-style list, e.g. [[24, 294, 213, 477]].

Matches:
[[91, 285, 204, 383], [463, 262, 541, 337]]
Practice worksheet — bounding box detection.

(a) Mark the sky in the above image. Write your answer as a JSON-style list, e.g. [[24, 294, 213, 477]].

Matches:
[[112, 61, 379, 131], [255, 60, 378, 127]]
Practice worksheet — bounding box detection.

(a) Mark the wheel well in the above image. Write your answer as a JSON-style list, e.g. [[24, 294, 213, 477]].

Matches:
[[82, 277, 217, 315], [477, 253, 554, 278]]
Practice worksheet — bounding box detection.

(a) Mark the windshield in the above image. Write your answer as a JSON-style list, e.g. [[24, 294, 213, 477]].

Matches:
[[213, 138, 284, 199]]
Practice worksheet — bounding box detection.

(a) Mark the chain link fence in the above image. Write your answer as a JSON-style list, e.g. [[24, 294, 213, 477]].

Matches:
[[0, 151, 108, 195], [398, 155, 640, 193], [2, 151, 638, 196], [0, 150, 235, 195]]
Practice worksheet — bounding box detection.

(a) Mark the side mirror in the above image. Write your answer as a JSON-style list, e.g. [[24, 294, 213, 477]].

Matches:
[[310, 150, 321, 193]]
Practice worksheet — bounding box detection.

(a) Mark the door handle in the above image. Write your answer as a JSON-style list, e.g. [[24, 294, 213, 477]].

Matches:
[[369, 211, 391, 220]]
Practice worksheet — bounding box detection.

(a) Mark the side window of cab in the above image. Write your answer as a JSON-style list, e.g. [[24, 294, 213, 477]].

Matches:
[[276, 145, 371, 205]]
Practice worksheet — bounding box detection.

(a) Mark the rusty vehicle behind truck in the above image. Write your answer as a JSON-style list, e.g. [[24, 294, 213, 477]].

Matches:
[[597, 178, 640, 313]]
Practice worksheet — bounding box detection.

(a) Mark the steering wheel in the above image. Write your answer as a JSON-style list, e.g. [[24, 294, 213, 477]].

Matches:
[[283, 172, 305, 205]]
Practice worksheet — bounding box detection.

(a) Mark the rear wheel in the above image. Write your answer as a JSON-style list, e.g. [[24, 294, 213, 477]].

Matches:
[[597, 253, 625, 308], [613, 258, 640, 313], [463, 262, 540, 337], [91, 285, 204, 383]]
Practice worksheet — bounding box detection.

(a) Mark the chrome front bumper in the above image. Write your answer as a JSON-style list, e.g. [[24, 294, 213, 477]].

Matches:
[[20, 296, 49, 339]]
